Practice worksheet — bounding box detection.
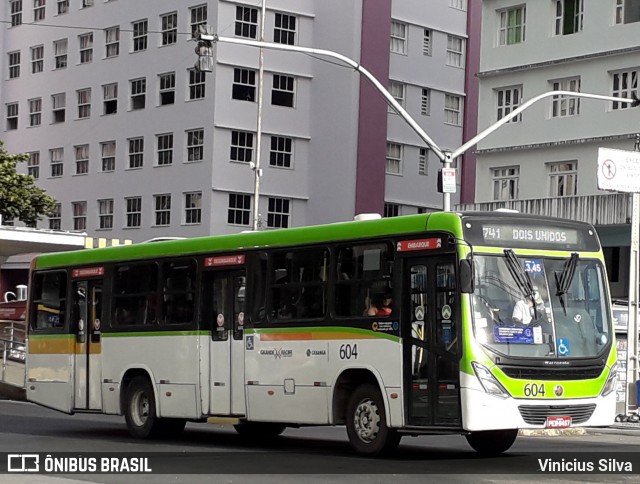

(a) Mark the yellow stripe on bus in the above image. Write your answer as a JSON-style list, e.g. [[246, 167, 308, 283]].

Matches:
[[29, 337, 101, 355]]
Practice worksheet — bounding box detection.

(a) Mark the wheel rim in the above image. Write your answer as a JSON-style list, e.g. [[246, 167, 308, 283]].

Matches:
[[131, 389, 150, 427], [353, 397, 381, 443]]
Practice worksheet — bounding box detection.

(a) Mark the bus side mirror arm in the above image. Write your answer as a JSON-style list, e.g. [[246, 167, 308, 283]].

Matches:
[[459, 259, 474, 294]]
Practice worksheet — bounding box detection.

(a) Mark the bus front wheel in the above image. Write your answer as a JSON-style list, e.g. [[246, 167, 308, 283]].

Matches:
[[346, 383, 401, 456], [465, 429, 518, 455]]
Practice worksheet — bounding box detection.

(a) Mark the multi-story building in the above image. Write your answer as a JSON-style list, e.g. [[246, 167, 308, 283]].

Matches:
[[462, 0, 640, 298], [1, 0, 470, 243]]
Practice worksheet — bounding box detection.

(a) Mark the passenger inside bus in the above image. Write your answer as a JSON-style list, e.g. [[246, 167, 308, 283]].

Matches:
[[366, 292, 393, 317]]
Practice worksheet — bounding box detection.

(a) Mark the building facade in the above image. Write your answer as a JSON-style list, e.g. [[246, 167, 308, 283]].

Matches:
[[1, 0, 470, 243], [462, 0, 640, 298]]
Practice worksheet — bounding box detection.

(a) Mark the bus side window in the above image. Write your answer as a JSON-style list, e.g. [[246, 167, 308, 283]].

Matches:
[[162, 260, 196, 325], [30, 271, 67, 330]]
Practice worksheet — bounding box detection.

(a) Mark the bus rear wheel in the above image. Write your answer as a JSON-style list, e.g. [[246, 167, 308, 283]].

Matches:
[[346, 383, 401, 456], [465, 429, 518, 455], [124, 376, 185, 439], [233, 422, 286, 439]]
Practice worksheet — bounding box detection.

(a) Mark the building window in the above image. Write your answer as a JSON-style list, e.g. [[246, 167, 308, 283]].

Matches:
[[419, 148, 428, 176], [184, 192, 202, 224], [49, 203, 61, 230], [498, 6, 526, 45], [50, 148, 63, 177], [54, 39, 67, 69], [6, 103, 18, 130], [270, 136, 293, 168], [423, 29, 431, 55], [79, 33, 93, 64], [190, 5, 207, 38], [449, 0, 467, 10], [421, 88, 431, 115], [612, 69, 639, 110], [230, 131, 254, 163], [105, 26, 120, 58], [548, 161, 577, 197], [77, 88, 91, 119], [101, 141, 115, 172], [156, 133, 173, 166], [57, 0, 68, 15], [130, 78, 146, 110], [554, 0, 584, 35], [128, 137, 144, 168], [132, 19, 148, 52], [161, 12, 178, 46], [616, 0, 640, 24], [384, 203, 400, 218], [31, 45, 44, 73], [272, 74, 295, 107], [390, 21, 407, 54], [29, 98, 41, 127], [33, 0, 45, 22], [10, 1, 23, 26], [27, 152, 40, 179], [188, 68, 206, 100], [98, 199, 113, 229], [51, 93, 66, 123], [154, 194, 171, 226], [446, 35, 465, 68], [496, 86, 523, 122], [228, 193, 251, 226], [74, 144, 89, 175], [389, 81, 405, 113], [125, 197, 142, 228], [274, 13, 296, 45], [103, 83, 118, 114], [232, 68, 256, 101], [72, 201, 87, 230], [386, 142, 402, 175], [267, 197, 290, 228], [159, 72, 175, 105], [551, 77, 581, 117], [492, 166, 519, 200], [445, 94, 463, 126], [236, 6, 258, 39], [8, 52, 20, 79], [186, 128, 204, 162], [82, 0, 93, 7]]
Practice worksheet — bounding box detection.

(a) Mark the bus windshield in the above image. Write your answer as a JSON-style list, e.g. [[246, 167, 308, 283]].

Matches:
[[471, 253, 611, 359]]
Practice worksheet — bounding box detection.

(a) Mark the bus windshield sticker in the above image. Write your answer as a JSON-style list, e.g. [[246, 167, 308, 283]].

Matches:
[[397, 238, 442, 252], [493, 325, 542, 344], [71, 266, 105, 278], [557, 338, 571, 356], [524, 260, 543, 274], [204, 254, 245, 267]]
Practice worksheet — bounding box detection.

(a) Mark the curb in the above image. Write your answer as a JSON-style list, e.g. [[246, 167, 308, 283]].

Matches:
[[0, 382, 26, 401]]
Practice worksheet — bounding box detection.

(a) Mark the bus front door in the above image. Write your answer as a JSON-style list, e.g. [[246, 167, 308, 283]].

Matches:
[[203, 269, 247, 416], [71, 278, 103, 411], [404, 257, 461, 427]]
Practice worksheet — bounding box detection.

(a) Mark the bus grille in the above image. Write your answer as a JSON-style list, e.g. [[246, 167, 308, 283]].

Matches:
[[518, 404, 596, 425], [500, 366, 603, 380]]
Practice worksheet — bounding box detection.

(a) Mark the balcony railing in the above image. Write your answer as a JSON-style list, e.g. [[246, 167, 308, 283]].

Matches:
[[456, 193, 632, 226]]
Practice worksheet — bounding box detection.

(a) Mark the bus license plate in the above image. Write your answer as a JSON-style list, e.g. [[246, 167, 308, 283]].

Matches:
[[545, 416, 572, 429]]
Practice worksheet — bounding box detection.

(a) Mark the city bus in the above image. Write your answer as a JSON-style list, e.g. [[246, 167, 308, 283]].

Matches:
[[25, 211, 617, 456]]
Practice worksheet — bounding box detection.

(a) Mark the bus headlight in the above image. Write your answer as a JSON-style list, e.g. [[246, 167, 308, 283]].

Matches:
[[601, 363, 618, 397], [471, 361, 510, 398]]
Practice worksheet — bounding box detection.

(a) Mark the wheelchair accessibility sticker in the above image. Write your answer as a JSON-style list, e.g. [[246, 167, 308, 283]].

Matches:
[[556, 338, 570, 356]]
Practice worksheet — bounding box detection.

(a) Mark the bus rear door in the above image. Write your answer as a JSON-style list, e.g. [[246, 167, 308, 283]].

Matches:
[[70, 268, 104, 411]]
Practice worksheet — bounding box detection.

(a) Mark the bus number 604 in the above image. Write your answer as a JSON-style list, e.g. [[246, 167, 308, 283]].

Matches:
[[339, 344, 358, 360], [524, 382, 546, 397]]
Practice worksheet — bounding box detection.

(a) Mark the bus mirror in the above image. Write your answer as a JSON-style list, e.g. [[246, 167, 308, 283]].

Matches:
[[459, 259, 474, 294]]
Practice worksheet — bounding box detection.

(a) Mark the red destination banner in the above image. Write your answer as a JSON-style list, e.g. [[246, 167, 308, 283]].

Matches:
[[72, 267, 105, 278], [204, 254, 246, 267], [397, 238, 442, 252]]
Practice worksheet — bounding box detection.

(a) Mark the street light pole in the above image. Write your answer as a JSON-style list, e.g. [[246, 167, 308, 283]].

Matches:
[[251, 1, 267, 231]]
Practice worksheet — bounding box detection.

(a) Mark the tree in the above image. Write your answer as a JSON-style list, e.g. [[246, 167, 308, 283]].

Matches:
[[0, 140, 57, 226]]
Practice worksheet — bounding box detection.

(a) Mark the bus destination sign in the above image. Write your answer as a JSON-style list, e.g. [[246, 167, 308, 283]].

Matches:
[[482, 225, 578, 245]]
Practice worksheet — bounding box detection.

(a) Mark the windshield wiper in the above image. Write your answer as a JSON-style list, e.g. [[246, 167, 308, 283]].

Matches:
[[554, 252, 579, 315], [503, 249, 538, 320]]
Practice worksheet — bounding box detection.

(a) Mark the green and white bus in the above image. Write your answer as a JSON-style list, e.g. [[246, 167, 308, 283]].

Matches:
[[25, 211, 617, 455]]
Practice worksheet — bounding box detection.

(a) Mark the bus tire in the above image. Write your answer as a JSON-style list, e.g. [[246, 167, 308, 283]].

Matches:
[[465, 429, 518, 455], [233, 422, 286, 439], [346, 383, 401, 456], [124, 376, 162, 439]]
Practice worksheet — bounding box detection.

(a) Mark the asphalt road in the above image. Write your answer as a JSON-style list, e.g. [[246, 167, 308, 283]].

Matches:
[[0, 400, 639, 483]]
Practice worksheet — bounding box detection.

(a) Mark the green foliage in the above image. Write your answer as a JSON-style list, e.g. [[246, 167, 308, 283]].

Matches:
[[0, 140, 57, 226]]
